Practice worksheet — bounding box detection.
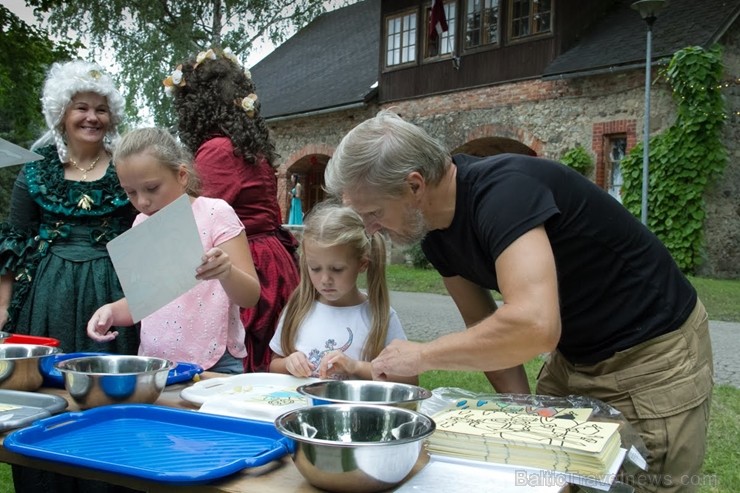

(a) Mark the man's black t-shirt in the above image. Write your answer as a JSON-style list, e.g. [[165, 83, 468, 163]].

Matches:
[[422, 153, 696, 364]]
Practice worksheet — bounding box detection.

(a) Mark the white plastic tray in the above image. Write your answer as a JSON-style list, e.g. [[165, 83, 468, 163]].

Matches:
[[180, 373, 320, 422]]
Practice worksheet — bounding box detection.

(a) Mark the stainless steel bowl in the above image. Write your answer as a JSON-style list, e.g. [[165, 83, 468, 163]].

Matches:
[[0, 343, 61, 391], [55, 355, 175, 409], [275, 404, 435, 493], [297, 380, 432, 410]]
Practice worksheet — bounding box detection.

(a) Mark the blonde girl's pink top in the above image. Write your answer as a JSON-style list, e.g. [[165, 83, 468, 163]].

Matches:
[[135, 196, 248, 369]]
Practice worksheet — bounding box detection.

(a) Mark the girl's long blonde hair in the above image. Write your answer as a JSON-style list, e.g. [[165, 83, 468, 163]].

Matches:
[[279, 201, 390, 361]]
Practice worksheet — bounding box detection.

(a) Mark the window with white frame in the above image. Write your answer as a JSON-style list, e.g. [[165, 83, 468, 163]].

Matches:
[[465, 0, 500, 49], [386, 11, 417, 67], [426, 1, 457, 58], [509, 0, 552, 40], [607, 137, 626, 202]]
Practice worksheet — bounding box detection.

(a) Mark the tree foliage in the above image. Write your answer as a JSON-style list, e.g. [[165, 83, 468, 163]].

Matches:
[[27, 0, 341, 126], [0, 5, 79, 218], [0, 5, 79, 145]]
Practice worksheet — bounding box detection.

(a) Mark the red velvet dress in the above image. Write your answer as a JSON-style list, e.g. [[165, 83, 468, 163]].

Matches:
[[194, 137, 300, 372]]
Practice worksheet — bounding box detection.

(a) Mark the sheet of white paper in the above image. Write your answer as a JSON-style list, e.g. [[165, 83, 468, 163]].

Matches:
[[107, 194, 203, 323], [396, 456, 565, 492], [410, 450, 627, 492], [0, 138, 44, 168]]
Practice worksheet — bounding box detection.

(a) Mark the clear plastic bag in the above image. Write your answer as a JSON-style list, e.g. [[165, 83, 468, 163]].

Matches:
[[420, 388, 649, 492]]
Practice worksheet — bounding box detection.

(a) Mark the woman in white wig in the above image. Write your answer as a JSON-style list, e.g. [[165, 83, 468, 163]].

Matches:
[[0, 60, 140, 491]]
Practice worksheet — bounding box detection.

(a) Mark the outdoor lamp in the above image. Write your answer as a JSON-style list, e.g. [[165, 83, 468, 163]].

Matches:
[[631, 0, 667, 226]]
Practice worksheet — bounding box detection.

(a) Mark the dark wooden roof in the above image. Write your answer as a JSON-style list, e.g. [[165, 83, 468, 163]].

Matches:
[[543, 0, 740, 78], [250, 0, 380, 119], [251, 0, 738, 117]]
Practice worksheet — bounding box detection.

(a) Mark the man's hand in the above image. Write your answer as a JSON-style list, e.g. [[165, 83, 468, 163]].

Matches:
[[371, 340, 424, 380]]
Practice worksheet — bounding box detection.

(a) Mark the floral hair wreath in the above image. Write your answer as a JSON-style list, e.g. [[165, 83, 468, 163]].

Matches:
[[237, 93, 258, 118], [162, 47, 255, 117]]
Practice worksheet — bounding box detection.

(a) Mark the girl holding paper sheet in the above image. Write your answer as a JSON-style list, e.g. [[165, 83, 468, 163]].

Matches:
[[86, 127, 261, 374]]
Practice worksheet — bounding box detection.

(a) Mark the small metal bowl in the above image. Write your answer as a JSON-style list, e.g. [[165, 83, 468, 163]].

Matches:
[[275, 404, 435, 493], [0, 344, 61, 391], [297, 380, 432, 410], [55, 355, 175, 409]]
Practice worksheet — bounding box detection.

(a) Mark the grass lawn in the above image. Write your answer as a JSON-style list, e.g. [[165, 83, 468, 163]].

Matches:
[[383, 264, 740, 323]]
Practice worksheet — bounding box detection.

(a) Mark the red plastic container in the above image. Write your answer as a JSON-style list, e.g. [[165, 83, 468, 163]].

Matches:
[[3, 335, 61, 347]]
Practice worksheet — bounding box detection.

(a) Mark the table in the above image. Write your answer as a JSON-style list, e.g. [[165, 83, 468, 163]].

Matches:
[[0, 373, 569, 492], [0, 373, 398, 492]]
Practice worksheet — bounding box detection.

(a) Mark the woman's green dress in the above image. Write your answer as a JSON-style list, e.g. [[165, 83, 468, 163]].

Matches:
[[0, 145, 139, 355]]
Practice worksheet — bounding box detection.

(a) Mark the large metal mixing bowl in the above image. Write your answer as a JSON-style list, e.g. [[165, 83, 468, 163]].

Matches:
[[275, 404, 435, 493], [55, 355, 174, 409], [0, 344, 61, 391], [297, 380, 432, 410]]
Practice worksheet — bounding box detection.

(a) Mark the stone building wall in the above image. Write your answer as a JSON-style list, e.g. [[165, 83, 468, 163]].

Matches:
[[271, 107, 379, 217], [701, 28, 740, 278], [267, 61, 739, 278]]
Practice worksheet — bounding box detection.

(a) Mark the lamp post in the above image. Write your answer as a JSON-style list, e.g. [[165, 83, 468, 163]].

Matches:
[[631, 0, 667, 226]]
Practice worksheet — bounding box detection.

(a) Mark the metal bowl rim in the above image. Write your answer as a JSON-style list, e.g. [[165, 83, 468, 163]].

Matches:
[[54, 355, 175, 376], [274, 403, 436, 446], [0, 344, 61, 359], [296, 380, 433, 404]]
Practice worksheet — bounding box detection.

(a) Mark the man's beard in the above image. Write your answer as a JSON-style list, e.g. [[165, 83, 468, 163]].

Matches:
[[386, 206, 428, 246]]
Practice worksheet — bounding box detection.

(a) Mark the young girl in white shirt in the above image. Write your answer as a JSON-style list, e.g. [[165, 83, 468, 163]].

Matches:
[[269, 201, 415, 383]]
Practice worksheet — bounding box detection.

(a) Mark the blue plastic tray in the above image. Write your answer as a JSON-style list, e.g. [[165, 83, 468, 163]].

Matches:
[[4, 404, 294, 484], [166, 361, 204, 385], [40, 353, 204, 388]]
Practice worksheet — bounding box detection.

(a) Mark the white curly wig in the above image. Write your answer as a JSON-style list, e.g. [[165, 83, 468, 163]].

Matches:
[[31, 60, 125, 163]]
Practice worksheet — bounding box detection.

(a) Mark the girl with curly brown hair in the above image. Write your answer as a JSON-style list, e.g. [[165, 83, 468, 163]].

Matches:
[[166, 48, 300, 373]]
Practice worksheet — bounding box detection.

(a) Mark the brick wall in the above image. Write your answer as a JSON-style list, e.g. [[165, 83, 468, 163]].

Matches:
[[266, 63, 739, 277]]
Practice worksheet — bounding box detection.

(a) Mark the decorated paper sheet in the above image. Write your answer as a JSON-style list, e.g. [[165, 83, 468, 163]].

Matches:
[[450, 399, 594, 421], [429, 408, 621, 476]]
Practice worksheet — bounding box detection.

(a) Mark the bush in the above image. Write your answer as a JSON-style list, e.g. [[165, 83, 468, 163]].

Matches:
[[405, 242, 432, 269], [560, 144, 594, 176]]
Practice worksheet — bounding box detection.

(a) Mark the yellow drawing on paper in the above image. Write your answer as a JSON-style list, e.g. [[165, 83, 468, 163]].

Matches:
[[450, 399, 594, 421], [429, 408, 622, 476], [225, 385, 304, 407]]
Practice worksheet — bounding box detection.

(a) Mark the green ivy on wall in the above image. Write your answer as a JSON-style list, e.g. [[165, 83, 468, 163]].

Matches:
[[560, 144, 594, 176], [620, 45, 727, 273]]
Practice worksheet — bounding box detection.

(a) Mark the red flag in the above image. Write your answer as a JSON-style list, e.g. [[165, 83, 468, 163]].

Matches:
[[429, 0, 448, 41]]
